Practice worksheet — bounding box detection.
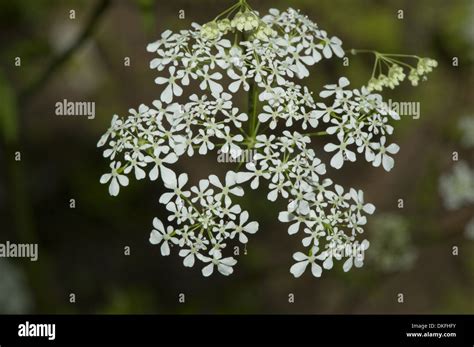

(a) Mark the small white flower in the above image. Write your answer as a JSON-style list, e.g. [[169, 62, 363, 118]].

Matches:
[[154, 66, 185, 103], [197, 65, 223, 95], [227, 67, 250, 93], [371, 136, 400, 171], [201, 253, 237, 277], [319, 77, 351, 98], [229, 211, 259, 243], [159, 172, 191, 205], [100, 162, 129, 196], [179, 245, 200, 267], [258, 105, 284, 129], [324, 132, 356, 169], [144, 151, 178, 182], [150, 218, 179, 256], [209, 171, 244, 205], [290, 247, 326, 278], [217, 126, 244, 159], [318, 31, 344, 59], [190, 179, 214, 205]]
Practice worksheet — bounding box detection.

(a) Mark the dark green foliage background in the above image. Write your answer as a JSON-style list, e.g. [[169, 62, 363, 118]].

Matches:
[[0, 0, 473, 313]]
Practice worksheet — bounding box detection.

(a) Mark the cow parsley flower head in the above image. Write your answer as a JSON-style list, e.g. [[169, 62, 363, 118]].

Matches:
[[98, 0, 437, 277]]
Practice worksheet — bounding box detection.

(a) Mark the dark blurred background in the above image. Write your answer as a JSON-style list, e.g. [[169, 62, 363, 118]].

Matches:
[[0, 0, 473, 314]]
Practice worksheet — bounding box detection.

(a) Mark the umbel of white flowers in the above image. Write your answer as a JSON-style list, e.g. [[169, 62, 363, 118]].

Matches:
[[98, 0, 437, 278]]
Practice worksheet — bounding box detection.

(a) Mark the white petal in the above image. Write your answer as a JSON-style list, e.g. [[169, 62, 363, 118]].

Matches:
[[164, 170, 177, 189], [160, 84, 173, 104], [160, 241, 170, 256], [343, 257, 353, 272], [322, 45, 332, 59], [330, 151, 344, 169], [332, 44, 345, 58], [288, 222, 300, 235], [338, 76, 350, 88], [293, 252, 307, 261], [323, 256, 333, 270], [290, 261, 308, 278], [160, 165, 176, 184], [183, 254, 195, 267], [173, 83, 183, 97], [159, 192, 174, 204], [109, 177, 120, 196], [209, 80, 223, 95], [382, 155, 395, 171], [149, 165, 159, 181], [202, 263, 214, 277], [235, 172, 253, 184], [278, 211, 292, 222], [244, 221, 258, 234], [324, 143, 338, 152], [229, 186, 244, 196], [217, 264, 234, 276], [117, 174, 129, 187], [311, 262, 323, 277], [239, 233, 249, 244], [229, 80, 241, 93], [363, 203, 376, 214], [153, 217, 165, 232], [135, 167, 146, 180], [220, 257, 237, 266], [154, 77, 168, 85], [100, 173, 111, 184], [163, 152, 178, 164], [386, 143, 400, 154], [208, 174, 222, 188], [149, 230, 163, 244], [267, 189, 278, 201]]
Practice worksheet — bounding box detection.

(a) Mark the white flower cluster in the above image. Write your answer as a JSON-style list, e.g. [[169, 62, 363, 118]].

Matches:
[[150, 170, 258, 276], [234, 132, 376, 277], [98, 3, 431, 277], [316, 77, 401, 171], [368, 213, 416, 273], [439, 161, 474, 210], [360, 52, 437, 92]]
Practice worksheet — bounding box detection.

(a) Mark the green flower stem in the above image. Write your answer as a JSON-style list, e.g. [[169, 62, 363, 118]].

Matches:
[[247, 79, 259, 147]]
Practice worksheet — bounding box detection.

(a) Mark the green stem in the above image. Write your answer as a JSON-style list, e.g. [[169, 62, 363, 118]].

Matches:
[[247, 80, 258, 145]]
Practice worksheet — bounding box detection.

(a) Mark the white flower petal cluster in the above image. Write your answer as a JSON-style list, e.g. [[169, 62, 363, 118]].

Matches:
[[148, 170, 255, 276], [317, 78, 401, 171], [233, 131, 376, 277], [365, 57, 437, 91], [439, 161, 474, 210], [98, 4, 430, 277]]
